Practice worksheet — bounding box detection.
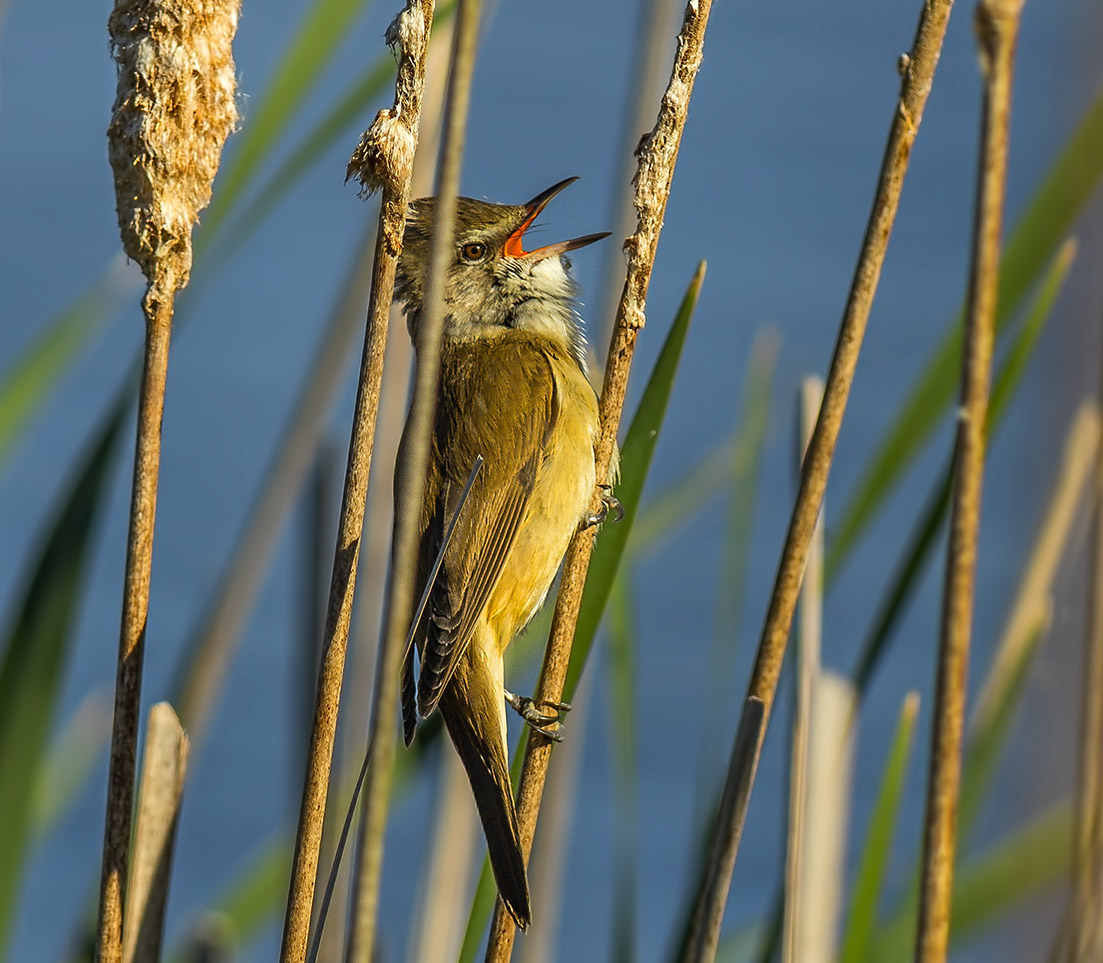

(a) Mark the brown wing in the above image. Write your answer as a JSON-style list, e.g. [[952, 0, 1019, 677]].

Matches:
[[413, 338, 561, 720]]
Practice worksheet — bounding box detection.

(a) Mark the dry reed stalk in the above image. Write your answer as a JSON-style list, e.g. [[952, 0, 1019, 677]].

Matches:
[[277, 3, 437, 959], [343, 2, 479, 959], [121, 704, 189, 963], [970, 402, 1099, 736], [98, 3, 238, 960], [914, 1, 1025, 959], [682, 2, 954, 958], [1073, 376, 1103, 957], [781, 378, 825, 963], [483, 3, 716, 958]]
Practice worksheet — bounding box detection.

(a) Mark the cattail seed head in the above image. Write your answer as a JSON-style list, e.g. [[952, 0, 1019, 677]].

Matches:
[[347, 106, 417, 199], [107, 0, 240, 300]]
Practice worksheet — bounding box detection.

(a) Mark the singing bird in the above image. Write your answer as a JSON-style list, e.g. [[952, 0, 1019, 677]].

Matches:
[[394, 178, 613, 930]]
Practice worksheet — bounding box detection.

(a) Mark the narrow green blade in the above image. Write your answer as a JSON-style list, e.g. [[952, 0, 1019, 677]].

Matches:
[[838, 693, 919, 963], [608, 572, 639, 963], [0, 412, 122, 954], [695, 330, 779, 816], [957, 617, 1047, 843], [30, 689, 112, 838], [827, 92, 1103, 580], [564, 261, 706, 698], [0, 259, 135, 473]]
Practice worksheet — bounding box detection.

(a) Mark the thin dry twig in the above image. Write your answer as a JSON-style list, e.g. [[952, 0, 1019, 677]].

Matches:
[[483, 2, 716, 958], [343, 2, 479, 960], [679, 1, 955, 957], [914, 1, 1025, 959], [277, 3, 437, 959], [97, 3, 238, 960], [121, 704, 189, 963]]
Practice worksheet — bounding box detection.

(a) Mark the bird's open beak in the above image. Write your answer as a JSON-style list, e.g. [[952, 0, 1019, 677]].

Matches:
[[503, 177, 611, 260]]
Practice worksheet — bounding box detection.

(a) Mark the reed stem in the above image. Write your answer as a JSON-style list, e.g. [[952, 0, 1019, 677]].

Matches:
[[914, 1, 1025, 959]]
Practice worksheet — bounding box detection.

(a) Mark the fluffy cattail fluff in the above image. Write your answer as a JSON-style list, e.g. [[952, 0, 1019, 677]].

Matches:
[[107, 0, 240, 301], [346, 1, 429, 199]]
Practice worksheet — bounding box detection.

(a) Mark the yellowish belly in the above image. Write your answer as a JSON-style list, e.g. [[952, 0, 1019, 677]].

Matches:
[[483, 362, 598, 652]]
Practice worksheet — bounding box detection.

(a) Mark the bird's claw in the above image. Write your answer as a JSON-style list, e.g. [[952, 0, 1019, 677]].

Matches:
[[504, 689, 572, 741], [584, 488, 623, 528]]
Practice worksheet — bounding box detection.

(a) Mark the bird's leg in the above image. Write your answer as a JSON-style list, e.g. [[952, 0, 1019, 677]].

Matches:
[[584, 486, 623, 528], [504, 688, 572, 742]]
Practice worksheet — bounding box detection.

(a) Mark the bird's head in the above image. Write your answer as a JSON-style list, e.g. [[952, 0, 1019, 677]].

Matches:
[[395, 177, 609, 357]]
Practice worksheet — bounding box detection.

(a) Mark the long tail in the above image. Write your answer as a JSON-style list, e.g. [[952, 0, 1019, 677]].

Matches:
[[438, 671, 531, 930], [401, 647, 418, 748]]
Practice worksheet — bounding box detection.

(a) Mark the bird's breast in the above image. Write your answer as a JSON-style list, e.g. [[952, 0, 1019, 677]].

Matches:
[[484, 354, 598, 652]]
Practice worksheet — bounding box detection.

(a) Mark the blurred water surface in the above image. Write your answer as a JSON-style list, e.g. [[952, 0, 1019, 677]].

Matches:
[[0, 0, 1097, 959]]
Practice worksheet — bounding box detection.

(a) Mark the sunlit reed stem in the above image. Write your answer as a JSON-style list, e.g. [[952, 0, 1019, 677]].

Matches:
[[681, 1, 955, 958], [344, 1, 479, 960], [277, 3, 437, 959], [914, 1, 1025, 960]]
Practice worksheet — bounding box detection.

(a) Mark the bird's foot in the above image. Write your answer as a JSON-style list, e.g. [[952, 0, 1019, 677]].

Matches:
[[504, 689, 572, 742], [584, 487, 623, 528]]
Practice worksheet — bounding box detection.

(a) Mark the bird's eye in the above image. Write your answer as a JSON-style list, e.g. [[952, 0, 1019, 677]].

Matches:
[[461, 241, 488, 262]]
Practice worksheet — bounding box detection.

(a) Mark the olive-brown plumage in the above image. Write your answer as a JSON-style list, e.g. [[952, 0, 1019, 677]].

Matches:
[[394, 178, 609, 930]]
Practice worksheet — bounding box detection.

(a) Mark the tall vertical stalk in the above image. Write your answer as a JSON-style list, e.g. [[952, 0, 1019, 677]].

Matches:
[[483, 2, 716, 959], [97, 2, 239, 960], [914, 1, 1025, 960], [277, 3, 437, 959], [344, 2, 480, 960], [682, 1, 954, 958], [97, 300, 172, 963]]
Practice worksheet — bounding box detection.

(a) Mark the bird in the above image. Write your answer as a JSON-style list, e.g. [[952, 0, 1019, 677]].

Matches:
[[392, 177, 614, 931]]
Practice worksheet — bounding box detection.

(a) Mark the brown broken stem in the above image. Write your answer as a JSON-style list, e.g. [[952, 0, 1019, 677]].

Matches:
[[122, 703, 189, 963]]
